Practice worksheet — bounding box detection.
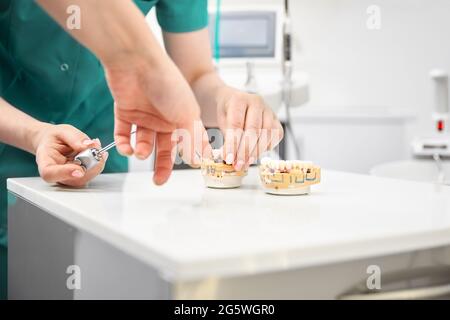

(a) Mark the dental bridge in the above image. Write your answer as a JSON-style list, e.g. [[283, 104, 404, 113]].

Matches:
[[259, 158, 321, 195]]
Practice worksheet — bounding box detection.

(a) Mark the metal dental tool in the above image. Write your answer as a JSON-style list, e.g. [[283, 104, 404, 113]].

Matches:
[[74, 131, 136, 170]]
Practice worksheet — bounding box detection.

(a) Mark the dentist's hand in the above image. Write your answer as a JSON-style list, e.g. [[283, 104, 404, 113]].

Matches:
[[33, 124, 107, 187], [104, 54, 212, 185], [216, 87, 284, 171]]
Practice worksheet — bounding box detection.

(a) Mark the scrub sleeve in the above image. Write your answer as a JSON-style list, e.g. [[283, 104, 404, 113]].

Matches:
[[0, 0, 207, 300]]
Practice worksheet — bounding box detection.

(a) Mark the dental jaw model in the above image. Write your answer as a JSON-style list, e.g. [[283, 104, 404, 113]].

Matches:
[[201, 150, 247, 189], [259, 158, 321, 195]]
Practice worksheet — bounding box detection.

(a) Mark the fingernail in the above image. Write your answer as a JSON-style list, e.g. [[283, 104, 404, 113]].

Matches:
[[82, 139, 94, 146], [94, 138, 101, 145], [118, 146, 133, 156], [225, 153, 234, 164], [135, 152, 146, 160], [248, 157, 255, 165], [72, 170, 84, 178], [103, 152, 109, 161], [235, 160, 244, 171]]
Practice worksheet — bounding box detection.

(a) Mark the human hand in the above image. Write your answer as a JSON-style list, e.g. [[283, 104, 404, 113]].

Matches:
[[216, 87, 284, 171], [33, 124, 107, 187], [104, 53, 212, 185]]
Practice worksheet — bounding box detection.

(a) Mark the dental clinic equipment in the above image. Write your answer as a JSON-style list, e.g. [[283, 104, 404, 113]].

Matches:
[[213, 0, 221, 64], [244, 61, 258, 94], [431, 69, 449, 132], [74, 131, 136, 170], [281, 0, 301, 160], [208, 0, 309, 160], [412, 69, 450, 158], [411, 69, 450, 184]]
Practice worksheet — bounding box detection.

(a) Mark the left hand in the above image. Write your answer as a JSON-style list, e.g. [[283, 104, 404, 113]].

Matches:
[[33, 124, 107, 187], [216, 87, 284, 171]]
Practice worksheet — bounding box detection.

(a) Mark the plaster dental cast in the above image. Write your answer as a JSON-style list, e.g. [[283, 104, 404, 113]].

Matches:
[[0, 0, 283, 299]]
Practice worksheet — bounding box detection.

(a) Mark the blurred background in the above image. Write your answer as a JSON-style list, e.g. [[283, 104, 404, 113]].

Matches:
[[141, 0, 450, 181]]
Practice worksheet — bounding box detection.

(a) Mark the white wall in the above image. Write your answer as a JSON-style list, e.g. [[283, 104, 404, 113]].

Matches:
[[288, 0, 450, 172], [289, 0, 450, 134]]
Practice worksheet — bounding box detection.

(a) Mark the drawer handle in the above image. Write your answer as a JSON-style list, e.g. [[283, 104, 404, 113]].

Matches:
[[339, 283, 450, 300], [338, 265, 450, 300]]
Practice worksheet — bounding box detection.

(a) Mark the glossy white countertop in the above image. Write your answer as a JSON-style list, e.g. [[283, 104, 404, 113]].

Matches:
[[7, 169, 450, 281]]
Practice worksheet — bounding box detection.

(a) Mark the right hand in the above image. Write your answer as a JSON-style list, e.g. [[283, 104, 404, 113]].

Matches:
[[103, 53, 212, 185], [33, 124, 107, 187]]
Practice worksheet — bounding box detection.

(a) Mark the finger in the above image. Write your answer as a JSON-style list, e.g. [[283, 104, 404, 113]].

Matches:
[[250, 109, 274, 166], [193, 120, 213, 166], [89, 138, 101, 150], [117, 109, 174, 133], [55, 125, 93, 153], [177, 119, 212, 167], [39, 162, 86, 184], [153, 133, 176, 185], [223, 102, 247, 165], [235, 104, 263, 171], [114, 105, 134, 156], [134, 127, 155, 160], [59, 152, 108, 187], [36, 146, 84, 183], [269, 119, 284, 150]]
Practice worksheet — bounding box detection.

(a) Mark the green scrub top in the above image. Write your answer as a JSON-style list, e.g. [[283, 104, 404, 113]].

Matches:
[[0, 0, 208, 299]]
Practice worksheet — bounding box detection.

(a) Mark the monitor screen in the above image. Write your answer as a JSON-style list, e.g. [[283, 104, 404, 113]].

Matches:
[[209, 11, 276, 58]]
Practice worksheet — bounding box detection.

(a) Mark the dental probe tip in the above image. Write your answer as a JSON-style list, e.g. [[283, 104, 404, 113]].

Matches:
[[99, 130, 137, 153]]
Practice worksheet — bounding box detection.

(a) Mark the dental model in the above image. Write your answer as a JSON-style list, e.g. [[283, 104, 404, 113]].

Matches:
[[201, 149, 247, 188], [259, 158, 321, 195]]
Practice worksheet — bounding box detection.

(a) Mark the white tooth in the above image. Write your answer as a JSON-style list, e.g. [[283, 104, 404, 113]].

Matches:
[[279, 160, 286, 170], [289, 160, 295, 169], [260, 157, 271, 166], [301, 161, 312, 167], [274, 160, 280, 170], [269, 160, 277, 169], [212, 149, 222, 161], [286, 161, 292, 170]]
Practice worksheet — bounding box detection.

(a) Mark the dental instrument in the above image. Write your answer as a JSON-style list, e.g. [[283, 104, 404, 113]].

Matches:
[[74, 131, 136, 170]]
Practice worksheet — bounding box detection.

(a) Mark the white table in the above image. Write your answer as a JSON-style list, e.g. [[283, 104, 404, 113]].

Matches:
[[7, 169, 450, 299]]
